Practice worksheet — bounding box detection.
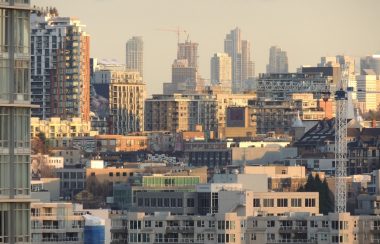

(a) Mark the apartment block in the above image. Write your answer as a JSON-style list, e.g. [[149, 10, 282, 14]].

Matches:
[[246, 212, 380, 244], [31, 11, 90, 121], [31, 203, 84, 243], [108, 71, 146, 134], [145, 94, 217, 134], [31, 117, 98, 139]]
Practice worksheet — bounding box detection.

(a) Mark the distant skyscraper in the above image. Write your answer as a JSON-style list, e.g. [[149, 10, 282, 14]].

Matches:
[[177, 40, 198, 68], [224, 27, 254, 93], [319, 55, 355, 76], [210, 53, 232, 90], [163, 40, 201, 94], [266, 46, 288, 74], [126, 36, 144, 78], [0, 0, 32, 241], [360, 53, 380, 76], [31, 11, 91, 121]]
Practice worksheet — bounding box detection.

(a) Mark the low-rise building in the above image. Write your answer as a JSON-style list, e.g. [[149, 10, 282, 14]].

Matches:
[[31, 117, 99, 139], [31, 203, 85, 243]]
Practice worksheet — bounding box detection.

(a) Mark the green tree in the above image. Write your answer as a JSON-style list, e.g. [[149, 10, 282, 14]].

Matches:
[[298, 174, 334, 214]]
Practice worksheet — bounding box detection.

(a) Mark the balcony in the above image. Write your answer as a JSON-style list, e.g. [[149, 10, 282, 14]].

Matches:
[[279, 226, 307, 233], [267, 239, 317, 244], [154, 238, 202, 244], [165, 226, 195, 233]]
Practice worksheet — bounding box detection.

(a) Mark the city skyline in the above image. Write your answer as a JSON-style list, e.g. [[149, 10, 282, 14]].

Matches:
[[33, 0, 379, 95]]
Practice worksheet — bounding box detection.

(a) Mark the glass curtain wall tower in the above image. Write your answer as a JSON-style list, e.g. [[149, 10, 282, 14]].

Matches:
[[0, 0, 32, 243]]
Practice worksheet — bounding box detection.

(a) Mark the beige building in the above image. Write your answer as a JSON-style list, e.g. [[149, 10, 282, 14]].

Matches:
[[111, 209, 380, 244], [145, 94, 217, 134], [31, 117, 99, 139], [211, 52, 232, 90], [109, 71, 146, 134], [356, 72, 380, 113], [214, 92, 256, 138], [222, 106, 257, 138], [31, 202, 84, 243], [110, 188, 319, 244], [246, 212, 380, 244]]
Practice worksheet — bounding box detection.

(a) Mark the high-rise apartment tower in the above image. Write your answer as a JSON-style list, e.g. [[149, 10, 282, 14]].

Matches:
[[0, 0, 32, 242]]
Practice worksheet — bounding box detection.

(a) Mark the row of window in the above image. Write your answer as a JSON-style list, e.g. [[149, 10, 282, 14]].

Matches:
[[263, 220, 349, 229], [137, 197, 196, 208], [253, 198, 316, 208]]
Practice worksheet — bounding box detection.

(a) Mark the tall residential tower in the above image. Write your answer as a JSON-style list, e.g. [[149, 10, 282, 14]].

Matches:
[[0, 0, 32, 242], [31, 11, 91, 121], [266, 45, 288, 74], [126, 36, 144, 78]]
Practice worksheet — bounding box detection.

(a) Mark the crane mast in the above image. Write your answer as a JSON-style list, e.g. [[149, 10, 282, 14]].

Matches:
[[334, 67, 348, 213]]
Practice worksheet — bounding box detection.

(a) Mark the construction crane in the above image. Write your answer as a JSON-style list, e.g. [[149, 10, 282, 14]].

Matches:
[[334, 74, 380, 213], [156, 27, 188, 44], [334, 67, 348, 213]]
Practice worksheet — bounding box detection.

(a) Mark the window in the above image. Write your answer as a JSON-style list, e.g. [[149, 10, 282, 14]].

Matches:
[[144, 198, 150, 207], [164, 198, 170, 207], [253, 198, 261, 207], [157, 198, 163, 207], [116, 172, 120, 177], [14, 60, 29, 101], [197, 220, 205, 227], [267, 233, 275, 241], [14, 108, 30, 148], [187, 198, 195, 207], [144, 221, 151, 228], [267, 221, 275, 227], [291, 198, 302, 207], [177, 198, 183, 207], [277, 198, 288, 207], [322, 221, 329, 228], [310, 220, 318, 228], [0, 155, 10, 195], [137, 198, 143, 207], [0, 10, 9, 53], [109, 172, 113, 177], [263, 199, 274, 207], [129, 220, 141, 230], [155, 221, 163, 227], [0, 60, 10, 100], [170, 198, 176, 207], [151, 198, 156, 207], [305, 198, 316, 207]]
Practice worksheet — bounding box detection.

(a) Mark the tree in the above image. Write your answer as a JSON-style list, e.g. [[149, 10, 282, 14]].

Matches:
[[298, 174, 334, 214], [31, 132, 50, 155]]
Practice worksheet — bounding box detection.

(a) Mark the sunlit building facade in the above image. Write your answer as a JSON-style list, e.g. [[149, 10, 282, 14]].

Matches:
[[0, 0, 32, 242]]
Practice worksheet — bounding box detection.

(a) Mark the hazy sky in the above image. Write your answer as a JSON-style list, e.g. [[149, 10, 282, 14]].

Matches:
[[33, 0, 379, 96]]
